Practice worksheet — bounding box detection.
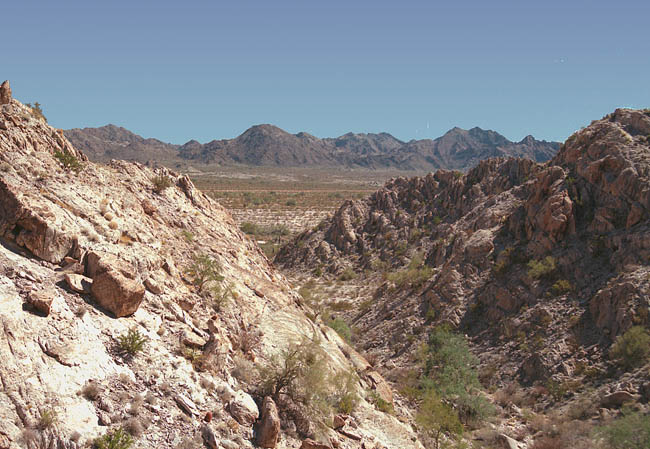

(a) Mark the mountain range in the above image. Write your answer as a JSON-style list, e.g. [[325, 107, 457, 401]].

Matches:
[[64, 123, 560, 171]]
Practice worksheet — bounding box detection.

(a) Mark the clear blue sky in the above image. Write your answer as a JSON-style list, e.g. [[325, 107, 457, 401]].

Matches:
[[5, 0, 649, 144]]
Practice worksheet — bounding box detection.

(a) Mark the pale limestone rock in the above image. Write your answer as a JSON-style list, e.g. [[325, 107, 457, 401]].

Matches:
[[229, 390, 259, 425]]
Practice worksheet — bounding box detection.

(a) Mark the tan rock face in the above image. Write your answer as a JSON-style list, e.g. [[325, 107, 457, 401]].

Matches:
[[90, 270, 145, 317], [256, 397, 281, 448]]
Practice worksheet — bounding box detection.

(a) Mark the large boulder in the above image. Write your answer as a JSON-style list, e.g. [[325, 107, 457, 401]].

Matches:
[[0, 80, 10, 105], [256, 397, 281, 448], [228, 390, 259, 426], [90, 270, 145, 317]]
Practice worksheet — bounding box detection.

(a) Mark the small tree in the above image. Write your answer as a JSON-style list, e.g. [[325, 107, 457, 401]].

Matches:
[[416, 389, 463, 449], [118, 328, 147, 356], [186, 253, 223, 293]]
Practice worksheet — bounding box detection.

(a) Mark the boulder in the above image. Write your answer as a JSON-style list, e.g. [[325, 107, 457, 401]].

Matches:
[[256, 397, 281, 448], [144, 277, 163, 294], [0, 80, 11, 105], [85, 250, 134, 279], [27, 289, 54, 316], [65, 273, 92, 294], [90, 270, 145, 317], [333, 414, 348, 429], [301, 439, 331, 449], [229, 390, 259, 425], [601, 390, 639, 408]]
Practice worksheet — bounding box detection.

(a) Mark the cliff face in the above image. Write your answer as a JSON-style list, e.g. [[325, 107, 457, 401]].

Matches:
[[276, 109, 650, 432], [0, 87, 421, 449]]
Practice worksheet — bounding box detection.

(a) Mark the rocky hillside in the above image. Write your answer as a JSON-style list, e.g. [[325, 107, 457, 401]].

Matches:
[[63, 125, 179, 164], [66, 123, 559, 171], [276, 108, 650, 447], [0, 82, 422, 449]]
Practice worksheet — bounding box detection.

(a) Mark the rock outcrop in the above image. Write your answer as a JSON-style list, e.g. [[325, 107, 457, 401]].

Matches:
[[0, 81, 11, 105], [0, 88, 423, 449], [277, 109, 650, 423]]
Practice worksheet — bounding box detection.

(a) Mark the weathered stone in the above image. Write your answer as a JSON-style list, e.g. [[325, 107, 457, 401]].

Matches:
[[182, 330, 206, 349], [333, 414, 348, 429], [498, 434, 522, 449], [90, 270, 145, 317], [65, 273, 92, 294], [27, 289, 54, 315], [229, 390, 259, 425], [144, 277, 163, 294], [174, 393, 199, 416], [256, 397, 281, 448], [141, 199, 157, 215], [601, 390, 639, 408], [300, 439, 331, 449], [201, 424, 218, 449], [0, 80, 11, 105], [85, 251, 134, 279]]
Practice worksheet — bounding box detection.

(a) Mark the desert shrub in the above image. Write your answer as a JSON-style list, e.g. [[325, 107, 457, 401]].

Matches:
[[387, 265, 433, 290], [151, 175, 173, 193], [186, 253, 223, 293], [453, 170, 463, 179], [331, 369, 360, 414], [368, 391, 394, 414], [38, 409, 58, 430], [527, 256, 556, 280], [551, 279, 572, 295], [239, 222, 259, 235], [609, 325, 650, 370], [25, 102, 47, 121], [94, 427, 134, 449], [53, 150, 82, 172], [595, 407, 650, 449], [416, 388, 463, 449], [327, 317, 352, 342], [531, 436, 565, 449], [181, 230, 194, 242], [118, 328, 147, 356], [81, 381, 102, 401], [285, 199, 297, 206], [257, 336, 351, 428], [338, 267, 357, 281], [209, 282, 234, 312]]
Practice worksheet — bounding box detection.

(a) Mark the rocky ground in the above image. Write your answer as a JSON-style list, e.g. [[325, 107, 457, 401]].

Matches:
[[276, 108, 650, 448], [0, 82, 422, 449]]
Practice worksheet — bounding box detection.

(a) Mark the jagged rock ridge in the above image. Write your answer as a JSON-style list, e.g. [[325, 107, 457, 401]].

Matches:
[[276, 109, 650, 445], [65, 123, 560, 171]]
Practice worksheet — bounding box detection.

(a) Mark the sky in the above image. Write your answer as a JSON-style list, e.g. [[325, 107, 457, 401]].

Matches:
[[4, 0, 650, 144]]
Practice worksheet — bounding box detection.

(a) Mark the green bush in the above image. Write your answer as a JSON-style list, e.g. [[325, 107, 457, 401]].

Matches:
[[118, 328, 147, 356], [327, 317, 352, 342], [151, 175, 173, 193], [94, 427, 134, 449], [422, 326, 493, 425], [551, 279, 572, 295], [610, 325, 650, 370], [239, 221, 259, 235], [596, 407, 650, 449], [53, 150, 82, 172], [186, 253, 224, 293], [527, 256, 556, 280], [369, 391, 394, 414]]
